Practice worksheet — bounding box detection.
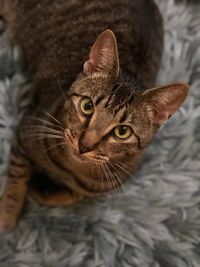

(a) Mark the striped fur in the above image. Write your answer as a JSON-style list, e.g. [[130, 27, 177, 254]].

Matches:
[[0, 0, 189, 231]]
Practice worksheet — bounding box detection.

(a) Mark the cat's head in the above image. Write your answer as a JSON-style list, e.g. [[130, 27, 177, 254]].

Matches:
[[63, 30, 189, 191]]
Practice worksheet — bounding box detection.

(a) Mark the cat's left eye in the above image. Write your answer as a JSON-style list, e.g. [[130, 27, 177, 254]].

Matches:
[[113, 125, 132, 140], [79, 97, 94, 117]]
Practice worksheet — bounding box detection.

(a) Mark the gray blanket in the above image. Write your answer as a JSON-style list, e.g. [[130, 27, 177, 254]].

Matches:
[[0, 0, 200, 266]]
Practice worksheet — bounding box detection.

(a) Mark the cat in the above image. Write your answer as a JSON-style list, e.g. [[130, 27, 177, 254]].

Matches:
[[0, 0, 189, 231]]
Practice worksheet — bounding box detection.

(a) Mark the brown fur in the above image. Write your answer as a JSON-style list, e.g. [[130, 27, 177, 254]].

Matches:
[[0, 0, 189, 231]]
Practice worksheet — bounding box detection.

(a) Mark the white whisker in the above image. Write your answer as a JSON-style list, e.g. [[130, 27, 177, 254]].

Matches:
[[115, 161, 132, 177], [21, 125, 64, 136], [27, 116, 64, 130], [44, 141, 66, 153], [42, 110, 61, 125], [104, 163, 116, 190], [98, 164, 105, 191], [102, 163, 112, 190], [108, 161, 125, 192], [22, 133, 64, 140]]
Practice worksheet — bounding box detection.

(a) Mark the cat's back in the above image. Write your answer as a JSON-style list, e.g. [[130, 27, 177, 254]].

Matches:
[[4, 0, 163, 87]]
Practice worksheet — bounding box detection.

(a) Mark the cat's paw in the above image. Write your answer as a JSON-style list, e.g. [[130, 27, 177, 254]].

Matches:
[[0, 205, 17, 233]]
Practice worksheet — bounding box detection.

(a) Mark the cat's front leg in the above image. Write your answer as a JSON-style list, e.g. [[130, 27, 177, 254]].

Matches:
[[0, 146, 31, 232]]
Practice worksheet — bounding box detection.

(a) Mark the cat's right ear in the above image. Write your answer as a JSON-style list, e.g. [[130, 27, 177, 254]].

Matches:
[[83, 29, 120, 78]]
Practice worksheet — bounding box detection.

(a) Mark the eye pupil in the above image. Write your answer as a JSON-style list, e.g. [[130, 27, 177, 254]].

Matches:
[[119, 125, 127, 135], [84, 102, 93, 110]]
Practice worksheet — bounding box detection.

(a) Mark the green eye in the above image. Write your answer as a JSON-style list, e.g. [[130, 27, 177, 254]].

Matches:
[[114, 125, 132, 140], [79, 97, 94, 116]]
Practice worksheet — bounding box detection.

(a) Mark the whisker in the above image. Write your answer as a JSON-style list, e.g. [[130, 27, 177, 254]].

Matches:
[[104, 163, 114, 189], [104, 163, 116, 190], [97, 164, 104, 191], [105, 164, 117, 190], [22, 133, 64, 140], [108, 161, 125, 192], [27, 116, 64, 130], [110, 165, 120, 190], [21, 125, 64, 136], [44, 141, 66, 153], [102, 163, 112, 191], [115, 161, 132, 177], [108, 162, 121, 186], [42, 110, 61, 125], [100, 163, 107, 186], [21, 131, 64, 140]]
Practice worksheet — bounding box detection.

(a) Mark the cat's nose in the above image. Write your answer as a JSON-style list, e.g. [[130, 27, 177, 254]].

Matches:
[[79, 130, 99, 154], [79, 142, 92, 154]]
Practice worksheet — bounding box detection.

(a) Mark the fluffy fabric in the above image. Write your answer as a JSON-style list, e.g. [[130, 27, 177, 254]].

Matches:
[[0, 1, 200, 266]]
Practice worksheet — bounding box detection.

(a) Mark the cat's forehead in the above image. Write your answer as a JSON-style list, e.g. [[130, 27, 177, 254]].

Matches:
[[71, 76, 146, 121], [72, 76, 142, 100], [71, 75, 110, 97]]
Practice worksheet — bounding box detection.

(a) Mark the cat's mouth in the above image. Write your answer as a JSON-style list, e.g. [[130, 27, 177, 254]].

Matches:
[[73, 150, 108, 163], [72, 149, 108, 164], [65, 131, 108, 164]]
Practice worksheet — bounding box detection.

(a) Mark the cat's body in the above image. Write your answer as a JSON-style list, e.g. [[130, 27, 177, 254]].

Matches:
[[5, 0, 163, 88], [0, 0, 189, 231]]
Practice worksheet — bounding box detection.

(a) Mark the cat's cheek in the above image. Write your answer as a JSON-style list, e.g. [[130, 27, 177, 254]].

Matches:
[[107, 146, 125, 159], [108, 144, 138, 160]]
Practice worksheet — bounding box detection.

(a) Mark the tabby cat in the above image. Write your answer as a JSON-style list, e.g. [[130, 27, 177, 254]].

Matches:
[[0, 0, 189, 231]]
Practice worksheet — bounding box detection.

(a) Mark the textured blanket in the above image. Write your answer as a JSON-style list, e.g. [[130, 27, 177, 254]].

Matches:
[[0, 1, 200, 266]]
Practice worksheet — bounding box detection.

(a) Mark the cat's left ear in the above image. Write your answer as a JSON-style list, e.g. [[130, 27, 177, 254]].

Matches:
[[143, 83, 190, 125], [83, 29, 120, 78]]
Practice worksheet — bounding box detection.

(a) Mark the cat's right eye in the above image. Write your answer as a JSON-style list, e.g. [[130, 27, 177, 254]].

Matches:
[[79, 97, 94, 117]]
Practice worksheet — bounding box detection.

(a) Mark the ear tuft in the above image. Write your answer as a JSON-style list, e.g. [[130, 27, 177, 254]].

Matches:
[[144, 83, 190, 125], [83, 29, 119, 77]]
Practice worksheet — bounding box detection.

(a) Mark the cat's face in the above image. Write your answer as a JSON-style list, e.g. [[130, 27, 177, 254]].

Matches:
[[62, 30, 189, 191], [64, 76, 146, 166]]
